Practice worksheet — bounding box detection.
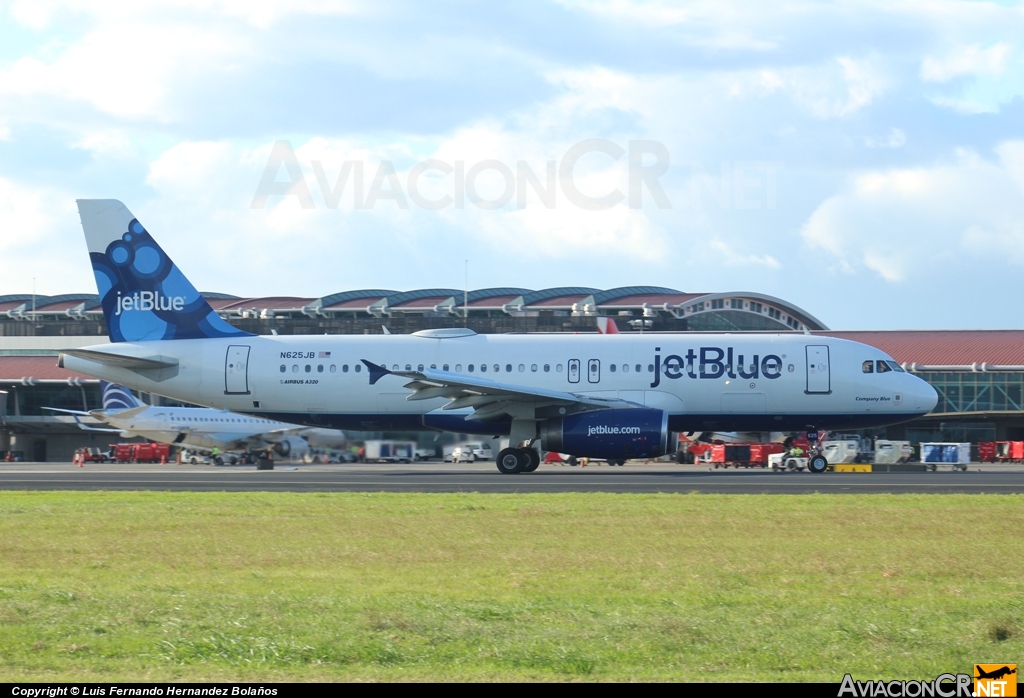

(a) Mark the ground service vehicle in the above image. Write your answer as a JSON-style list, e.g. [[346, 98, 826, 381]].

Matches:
[[363, 440, 415, 463], [920, 442, 970, 471]]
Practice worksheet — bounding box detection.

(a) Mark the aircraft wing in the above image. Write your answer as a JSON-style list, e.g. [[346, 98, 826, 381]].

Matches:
[[361, 360, 638, 422]]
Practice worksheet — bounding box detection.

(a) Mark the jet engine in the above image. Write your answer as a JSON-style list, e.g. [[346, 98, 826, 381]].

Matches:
[[271, 436, 309, 460], [539, 408, 673, 460]]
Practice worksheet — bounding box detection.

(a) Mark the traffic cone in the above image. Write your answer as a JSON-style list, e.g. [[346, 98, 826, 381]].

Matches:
[[160, 455, 167, 464]]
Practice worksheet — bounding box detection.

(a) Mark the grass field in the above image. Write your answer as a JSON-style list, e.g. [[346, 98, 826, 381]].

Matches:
[[0, 492, 1021, 681]]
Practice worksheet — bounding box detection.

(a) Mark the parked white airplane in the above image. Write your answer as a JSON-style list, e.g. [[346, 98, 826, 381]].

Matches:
[[49, 381, 347, 459], [59, 200, 938, 474]]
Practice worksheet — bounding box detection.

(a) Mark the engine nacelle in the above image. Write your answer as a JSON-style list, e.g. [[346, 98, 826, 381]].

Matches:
[[272, 436, 309, 459], [539, 408, 673, 460]]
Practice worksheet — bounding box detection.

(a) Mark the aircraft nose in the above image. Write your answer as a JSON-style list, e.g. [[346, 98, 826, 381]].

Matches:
[[914, 377, 938, 413]]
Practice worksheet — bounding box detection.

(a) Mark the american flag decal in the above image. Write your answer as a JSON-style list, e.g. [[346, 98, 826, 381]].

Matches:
[[319, 351, 332, 358]]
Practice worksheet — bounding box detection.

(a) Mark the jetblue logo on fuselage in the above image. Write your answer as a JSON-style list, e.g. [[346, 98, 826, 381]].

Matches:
[[114, 291, 185, 316], [650, 346, 783, 388]]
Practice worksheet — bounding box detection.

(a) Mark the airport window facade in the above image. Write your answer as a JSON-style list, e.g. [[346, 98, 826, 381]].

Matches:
[[921, 372, 1024, 414]]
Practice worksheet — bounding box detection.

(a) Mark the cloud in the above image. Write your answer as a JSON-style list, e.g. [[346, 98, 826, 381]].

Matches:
[[0, 177, 89, 292], [801, 142, 1024, 282], [864, 128, 906, 149], [921, 43, 1011, 83]]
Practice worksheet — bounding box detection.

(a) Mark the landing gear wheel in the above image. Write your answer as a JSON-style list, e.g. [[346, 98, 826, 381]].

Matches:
[[808, 455, 828, 474], [521, 449, 540, 472], [496, 448, 526, 474]]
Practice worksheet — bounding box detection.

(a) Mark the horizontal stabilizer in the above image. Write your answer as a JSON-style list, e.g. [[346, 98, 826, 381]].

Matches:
[[72, 416, 123, 433], [60, 348, 178, 371], [42, 406, 91, 416]]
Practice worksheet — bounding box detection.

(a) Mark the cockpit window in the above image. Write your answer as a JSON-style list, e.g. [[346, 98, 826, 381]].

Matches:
[[887, 361, 905, 373], [862, 360, 874, 373], [876, 360, 892, 373]]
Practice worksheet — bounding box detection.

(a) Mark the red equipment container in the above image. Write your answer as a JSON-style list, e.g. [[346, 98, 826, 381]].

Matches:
[[132, 443, 155, 463], [996, 441, 1012, 461], [749, 442, 785, 467], [978, 441, 996, 463], [110, 443, 134, 463], [132, 443, 169, 463], [152, 443, 171, 462], [1011, 441, 1024, 462]]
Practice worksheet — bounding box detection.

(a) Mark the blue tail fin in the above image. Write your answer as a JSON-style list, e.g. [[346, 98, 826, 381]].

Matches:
[[101, 382, 143, 410], [77, 199, 254, 343]]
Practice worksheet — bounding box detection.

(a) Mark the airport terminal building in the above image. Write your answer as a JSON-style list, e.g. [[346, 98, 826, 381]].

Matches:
[[2, 287, 1022, 460]]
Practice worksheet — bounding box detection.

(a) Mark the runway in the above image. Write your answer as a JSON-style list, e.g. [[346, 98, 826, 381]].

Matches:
[[2, 461, 1024, 493]]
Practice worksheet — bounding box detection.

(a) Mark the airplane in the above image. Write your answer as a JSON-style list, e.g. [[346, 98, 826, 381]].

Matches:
[[47, 381, 348, 461], [58, 199, 939, 475], [975, 666, 1016, 681]]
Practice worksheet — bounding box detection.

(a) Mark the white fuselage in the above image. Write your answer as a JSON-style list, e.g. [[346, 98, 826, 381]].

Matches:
[[62, 332, 939, 435]]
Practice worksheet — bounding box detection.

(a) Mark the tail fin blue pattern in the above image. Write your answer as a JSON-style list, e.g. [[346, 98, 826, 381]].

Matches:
[[101, 382, 144, 410], [77, 199, 254, 343]]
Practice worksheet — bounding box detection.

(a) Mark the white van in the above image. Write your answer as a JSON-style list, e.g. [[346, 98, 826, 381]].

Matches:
[[451, 443, 493, 462]]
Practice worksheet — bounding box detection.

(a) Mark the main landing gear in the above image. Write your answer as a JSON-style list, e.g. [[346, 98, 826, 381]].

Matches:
[[496, 447, 540, 474]]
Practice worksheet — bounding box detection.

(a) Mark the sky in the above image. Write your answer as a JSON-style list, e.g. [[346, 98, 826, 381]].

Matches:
[[0, 0, 1023, 330]]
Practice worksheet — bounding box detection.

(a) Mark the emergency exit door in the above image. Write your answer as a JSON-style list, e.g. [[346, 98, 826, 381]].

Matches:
[[225, 345, 251, 395], [588, 359, 601, 383], [568, 359, 580, 383], [805, 345, 831, 394]]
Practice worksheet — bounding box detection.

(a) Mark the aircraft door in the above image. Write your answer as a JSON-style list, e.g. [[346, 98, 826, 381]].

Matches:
[[588, 359, 600, 383], [225, 345, 251, 395], [805, 345, 831, 394], [568, 359, 580, 383]]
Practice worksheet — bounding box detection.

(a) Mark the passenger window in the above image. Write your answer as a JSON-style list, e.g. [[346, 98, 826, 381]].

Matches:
[[317, 365, 324, 373], [543, 364, 550, 372], [648, 364, 654, 373], [531, 364, 538, 372], [622, 364, 629, 373], [405, 364, 412, 371], [494, 364, 500, 373], [305, 365, 311, 373], [480, 364, 487, 372], [505, 364, 512, 373], [862, 361, 873, 373], [443, 364, 449, 371], [332, 365, 339, 373], [417, 364, 424, 372], [455, 364, 462, 372], [292, 365, 299, 373], [635, 364, 641, 373], [430, 364, 436, 369], [609, 364, 617, 373], [876, 360, 892, 373], [468, 364, 475, 372], [354, 364, 362, 373], [556, 364, 563, 372], [279, 365, 286, 373]]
